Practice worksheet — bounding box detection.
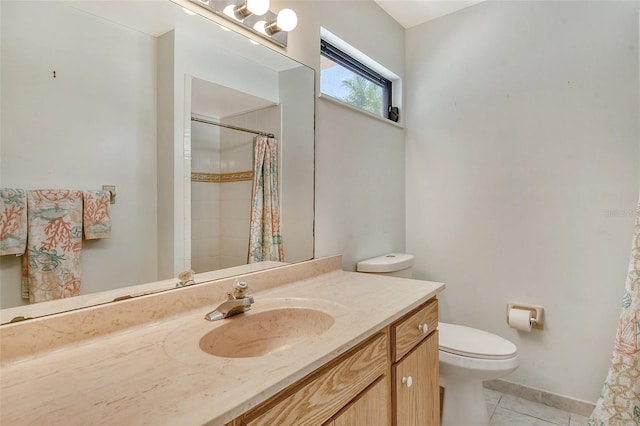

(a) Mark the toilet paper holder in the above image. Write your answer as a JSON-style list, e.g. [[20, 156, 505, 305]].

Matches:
[[507, 303, 544, 330]]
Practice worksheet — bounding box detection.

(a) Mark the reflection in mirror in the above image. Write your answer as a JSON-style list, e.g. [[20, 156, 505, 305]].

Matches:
[[190, 80, 279, 271], [0, 0, 314, 318]]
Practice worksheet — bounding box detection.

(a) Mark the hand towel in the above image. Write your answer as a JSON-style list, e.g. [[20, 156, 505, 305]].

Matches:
[[83, 190, 111, 239], [22, 189, 83, 303], [0, 188, 27, 256]]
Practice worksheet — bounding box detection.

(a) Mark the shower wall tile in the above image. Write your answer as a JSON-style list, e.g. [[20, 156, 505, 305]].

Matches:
[[221, 218, 250, 239], [221, 181, 252, 201], [193, 236, 219, 258], [221, 236, 249, 259], [192, 154, 220, 173], [192, 122, 220, 173], [192, 105, 280, 274], [191, 181, 218, 203], [192, 255, 220, 274], [219, 141, 252, 171], [220, 255, 246, 269], [191, 219, 219, 241], [220, 197, 251, 221], [191, 120, 222, 272]]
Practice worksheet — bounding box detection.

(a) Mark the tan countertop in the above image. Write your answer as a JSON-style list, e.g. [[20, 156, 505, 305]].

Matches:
[[0, 256, 444, 426]]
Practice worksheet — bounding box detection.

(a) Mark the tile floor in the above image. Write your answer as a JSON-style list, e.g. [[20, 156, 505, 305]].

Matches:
[[484, 388, 591, 426]]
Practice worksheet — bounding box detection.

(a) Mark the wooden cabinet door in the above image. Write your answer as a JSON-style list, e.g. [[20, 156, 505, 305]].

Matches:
[[242, 333, 388, 426], [334, 378, 389, 426], [393, 331, 439, 426]]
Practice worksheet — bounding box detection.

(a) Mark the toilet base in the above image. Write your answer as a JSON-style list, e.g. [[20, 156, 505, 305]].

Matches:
[[441, 375, 490, 426]]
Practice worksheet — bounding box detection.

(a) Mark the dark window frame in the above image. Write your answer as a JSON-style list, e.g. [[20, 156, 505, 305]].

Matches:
[[320, 39, 392, 119]]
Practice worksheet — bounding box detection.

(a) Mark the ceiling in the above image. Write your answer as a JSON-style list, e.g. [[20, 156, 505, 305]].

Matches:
[[373, 0, 485, 28], [191, 78, 275, 119]]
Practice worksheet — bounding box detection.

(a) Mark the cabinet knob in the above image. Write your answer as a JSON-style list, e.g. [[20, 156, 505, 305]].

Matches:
[[401, 376, 413, 388], [418, 323, 429, 334]]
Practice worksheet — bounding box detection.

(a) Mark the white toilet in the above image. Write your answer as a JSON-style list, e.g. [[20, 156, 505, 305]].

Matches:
[[438, 322, 518, 426], [357, 253, 519, 426]]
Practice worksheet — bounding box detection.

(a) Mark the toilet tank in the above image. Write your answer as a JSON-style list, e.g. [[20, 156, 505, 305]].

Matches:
[[356, 253, 414, 278]]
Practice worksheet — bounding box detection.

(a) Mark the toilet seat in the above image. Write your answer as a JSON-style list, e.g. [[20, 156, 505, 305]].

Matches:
[[438, 322, 517, 360]]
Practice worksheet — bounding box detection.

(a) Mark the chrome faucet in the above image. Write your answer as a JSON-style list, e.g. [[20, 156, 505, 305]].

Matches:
[[204, 279, 254, 321]]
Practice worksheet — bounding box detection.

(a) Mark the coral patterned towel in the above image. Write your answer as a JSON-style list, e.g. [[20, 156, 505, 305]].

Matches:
[[22, 190, 83, 303], [0, 188, 27, 256], [83, 190, 111, 240]]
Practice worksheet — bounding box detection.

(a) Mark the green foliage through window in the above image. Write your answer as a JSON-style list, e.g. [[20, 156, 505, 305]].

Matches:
[[340, 76, 383, 116], [320, 39, 392, 120]]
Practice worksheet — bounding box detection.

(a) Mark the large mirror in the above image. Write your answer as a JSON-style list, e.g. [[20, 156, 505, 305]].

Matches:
[[0, 0, 315, 318]]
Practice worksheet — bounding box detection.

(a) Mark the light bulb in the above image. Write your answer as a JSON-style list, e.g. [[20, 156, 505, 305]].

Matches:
[[246, 0, 269, 16], [253, 20, 267, 35], [276, 8, 297, 31], [223, 4, 242, 21]]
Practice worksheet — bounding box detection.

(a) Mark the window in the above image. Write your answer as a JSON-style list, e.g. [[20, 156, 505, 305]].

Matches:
[[320, 39, 395, 121]]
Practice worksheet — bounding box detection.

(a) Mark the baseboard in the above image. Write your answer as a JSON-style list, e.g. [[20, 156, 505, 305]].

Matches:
[[483, 379, 596, 418]]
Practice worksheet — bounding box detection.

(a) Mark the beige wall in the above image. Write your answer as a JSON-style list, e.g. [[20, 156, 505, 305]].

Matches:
[[274, 0, 408, 270], [279, 67, 315, 263], [405, 0, 639, 402]]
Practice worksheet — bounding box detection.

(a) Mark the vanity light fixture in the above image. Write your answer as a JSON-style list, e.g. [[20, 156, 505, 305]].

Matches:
[[231, 0, 269, 19], [264, 8, 297, 35], [252, 20, 267, 35], [185, 0, 297, 47], [223, 4, 243, 21]]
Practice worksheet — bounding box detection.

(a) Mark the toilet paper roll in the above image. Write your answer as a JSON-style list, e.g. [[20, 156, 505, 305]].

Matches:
[[508, 308, 533, 332]]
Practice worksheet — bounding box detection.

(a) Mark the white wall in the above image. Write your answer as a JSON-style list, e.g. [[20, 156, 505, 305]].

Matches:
[[405, 1, 639, 402], [273, 0, 407, 270], [0, 1, 158, 307], [279, 67, 315, 263], [157, 31, 176, 282]]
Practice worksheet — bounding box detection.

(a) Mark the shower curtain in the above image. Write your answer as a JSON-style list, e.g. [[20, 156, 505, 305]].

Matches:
[[248, 135, 284, 263], [589, 198, 640, 425]]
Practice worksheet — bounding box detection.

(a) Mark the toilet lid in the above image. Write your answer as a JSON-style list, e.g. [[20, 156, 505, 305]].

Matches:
[[438, 322, 517, 360]]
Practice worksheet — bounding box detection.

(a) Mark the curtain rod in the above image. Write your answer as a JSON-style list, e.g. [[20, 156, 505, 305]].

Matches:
[[191, 116, 275, 138]]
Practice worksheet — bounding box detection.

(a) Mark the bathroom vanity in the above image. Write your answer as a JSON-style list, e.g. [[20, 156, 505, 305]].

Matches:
[[0, 256, 444, 425], [226, 297, 439, 425]]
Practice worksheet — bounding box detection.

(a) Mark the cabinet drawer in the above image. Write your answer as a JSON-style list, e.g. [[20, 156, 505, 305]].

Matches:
[[243, 332, 388, 426], [392, 298, 438, 362]]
